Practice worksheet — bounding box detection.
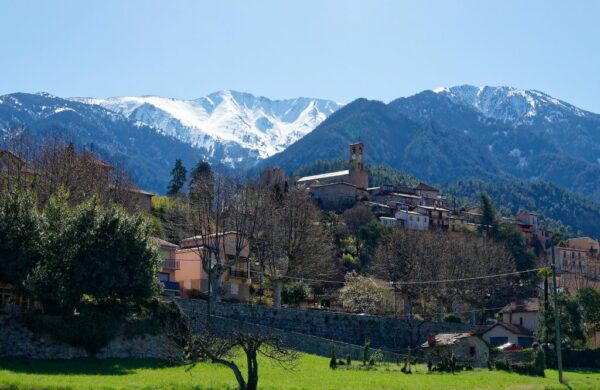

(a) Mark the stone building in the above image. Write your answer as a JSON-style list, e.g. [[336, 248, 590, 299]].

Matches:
[[296, 143, 369, 211], [420, 332, 489, 367], [296, 142, 368, 189]]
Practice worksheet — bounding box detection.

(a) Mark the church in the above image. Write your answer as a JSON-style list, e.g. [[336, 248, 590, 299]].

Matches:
[[296, 143, 369, 211]]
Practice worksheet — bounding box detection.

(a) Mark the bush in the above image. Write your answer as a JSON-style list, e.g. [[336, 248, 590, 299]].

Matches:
[[22, 305, 123, 356], [546, 348, 600, 369], [281, 281, 312, 305], [443, 314, 463, 323], [329, 345, 337, 370]]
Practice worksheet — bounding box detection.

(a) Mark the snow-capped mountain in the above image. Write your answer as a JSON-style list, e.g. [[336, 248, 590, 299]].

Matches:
[[74, 91, 342, 165], [433, 85, 590, 124]]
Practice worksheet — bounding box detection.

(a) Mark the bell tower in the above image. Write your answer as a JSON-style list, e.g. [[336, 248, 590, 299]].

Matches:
[[348, 142, 368, 189]]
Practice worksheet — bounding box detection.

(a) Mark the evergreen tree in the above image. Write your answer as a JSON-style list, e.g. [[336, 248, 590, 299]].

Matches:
[[188, 161, 214, 208], [478, 192, 498, 237], [0, 190, 43, 293], [166, 159, 187, 196]]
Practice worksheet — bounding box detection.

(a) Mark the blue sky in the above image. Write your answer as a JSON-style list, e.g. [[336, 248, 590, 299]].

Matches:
[[1, 0, 599, 111]]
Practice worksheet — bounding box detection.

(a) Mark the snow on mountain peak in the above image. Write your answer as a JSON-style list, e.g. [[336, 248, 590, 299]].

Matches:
[[433, 85, 588, 124], [74, 91, 342, 163]]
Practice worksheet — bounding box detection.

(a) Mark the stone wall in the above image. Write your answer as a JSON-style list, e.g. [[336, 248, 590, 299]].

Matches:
[[177, 299, 473, 351], [0, 315, 180, 359]]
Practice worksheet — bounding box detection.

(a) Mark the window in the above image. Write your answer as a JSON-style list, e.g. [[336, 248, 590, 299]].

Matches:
[[158, 273, 169, 282], [519, 317, 523, 326], [489, 337, 508, 346], [230, 283, 239, 295]]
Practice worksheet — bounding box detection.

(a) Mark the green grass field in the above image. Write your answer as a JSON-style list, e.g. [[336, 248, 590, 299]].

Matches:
[[0, 354, 599, 390]]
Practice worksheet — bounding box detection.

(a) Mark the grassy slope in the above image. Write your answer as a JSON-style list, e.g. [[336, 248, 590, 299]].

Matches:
[[0, 354, 599, 390]]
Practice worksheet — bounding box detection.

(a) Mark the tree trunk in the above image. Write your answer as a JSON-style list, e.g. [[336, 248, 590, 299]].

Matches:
[[246, 350, 259, 390], [211, 273, 222, 303], [273, 279, 283, 308], [403, 297, 412, 320], [215, 358, 245, 390]]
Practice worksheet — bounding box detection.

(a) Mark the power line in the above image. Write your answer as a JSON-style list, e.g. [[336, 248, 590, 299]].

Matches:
[[250, 267, 548, 286]]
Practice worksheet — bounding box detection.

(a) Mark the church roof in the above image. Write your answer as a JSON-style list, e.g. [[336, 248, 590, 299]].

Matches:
[[297, 170, 349, 183]]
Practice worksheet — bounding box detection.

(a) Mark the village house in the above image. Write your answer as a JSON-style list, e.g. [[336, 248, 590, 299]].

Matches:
[[414, 182, 445, 208], [566, 237, 600, 258], [500, 298, 539, 332], [420, 332, 489, 368], [394, 208, 429, 231], [477, 322, 535, 347], [414, 205, 450, 230], [173, 232, 252, 301], [152, 237, 181, 297], [476, 298, 539, 348], [553, 246, 588, 275]]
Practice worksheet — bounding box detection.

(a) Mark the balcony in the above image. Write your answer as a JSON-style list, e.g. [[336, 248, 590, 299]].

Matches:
[[161, 258, 180, 270]]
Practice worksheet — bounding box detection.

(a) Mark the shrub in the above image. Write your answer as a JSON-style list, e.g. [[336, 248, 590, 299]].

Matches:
[[329, 344, 337, 369], [281, 281, 312, 305], [346, 354, 352, 366], [443, 314, 463, 323]]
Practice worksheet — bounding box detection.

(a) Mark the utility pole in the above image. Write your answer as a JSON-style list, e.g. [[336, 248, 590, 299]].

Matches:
[[206, 253, 212, 328], [551, 240, 564, 383]]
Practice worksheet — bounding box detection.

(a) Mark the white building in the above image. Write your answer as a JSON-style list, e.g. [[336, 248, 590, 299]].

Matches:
[[395, 209, 429, 231], [499, 298, 539, 332]]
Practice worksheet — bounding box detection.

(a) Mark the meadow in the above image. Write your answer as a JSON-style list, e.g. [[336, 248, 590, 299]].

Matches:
[[1, 354, 599, 390]]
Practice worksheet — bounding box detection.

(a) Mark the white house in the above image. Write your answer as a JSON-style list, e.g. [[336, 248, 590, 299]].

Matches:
[[395, 209, 429, 231], [478, 323, 535, 347], [500, 298, 540, 332], [378, 216, 399, 228]]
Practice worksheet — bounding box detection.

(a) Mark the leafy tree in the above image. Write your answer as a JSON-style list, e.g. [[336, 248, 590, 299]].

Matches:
[[281, 281, 312, 305], [537, 292, 586, 348], [0, 190, 43, 293], [27, 193, 161, 314], [166, 159, 187, 196], [576, 287, 600, 329]]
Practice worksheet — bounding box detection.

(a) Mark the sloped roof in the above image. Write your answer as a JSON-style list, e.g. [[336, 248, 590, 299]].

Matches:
[[414, 182, 439, 192], [151, 237, 179, 249], [500, 298, 539, 314], [297, 170, 349, 183], [420, 332, 477, 348], [476, 322, 534, 337]]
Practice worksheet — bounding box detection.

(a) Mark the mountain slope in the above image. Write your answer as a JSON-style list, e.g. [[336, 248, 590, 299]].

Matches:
[[74, 91, 341, 165], [262, 86, 600, 202], [260, 98, 509, 184]]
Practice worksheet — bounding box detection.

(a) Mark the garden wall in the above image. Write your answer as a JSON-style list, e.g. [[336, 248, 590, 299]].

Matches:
[[0, 315, 180, 359], [176, 299, 473, 351]]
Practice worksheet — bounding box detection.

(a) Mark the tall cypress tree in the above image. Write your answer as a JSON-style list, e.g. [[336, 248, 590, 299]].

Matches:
[[478, 192, 498, 237], [188, 161, 214, 207], [167, 159, 187, 196]]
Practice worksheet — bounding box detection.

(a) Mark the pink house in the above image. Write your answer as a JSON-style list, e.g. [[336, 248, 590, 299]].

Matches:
[[155, 232, 251, 301]]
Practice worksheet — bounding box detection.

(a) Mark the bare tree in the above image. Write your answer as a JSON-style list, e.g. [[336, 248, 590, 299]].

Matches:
[[187, 170, 260, 305], [253, 187, 338, 307], [371, 229, 515, 320], [166, 312, 298, 390]]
